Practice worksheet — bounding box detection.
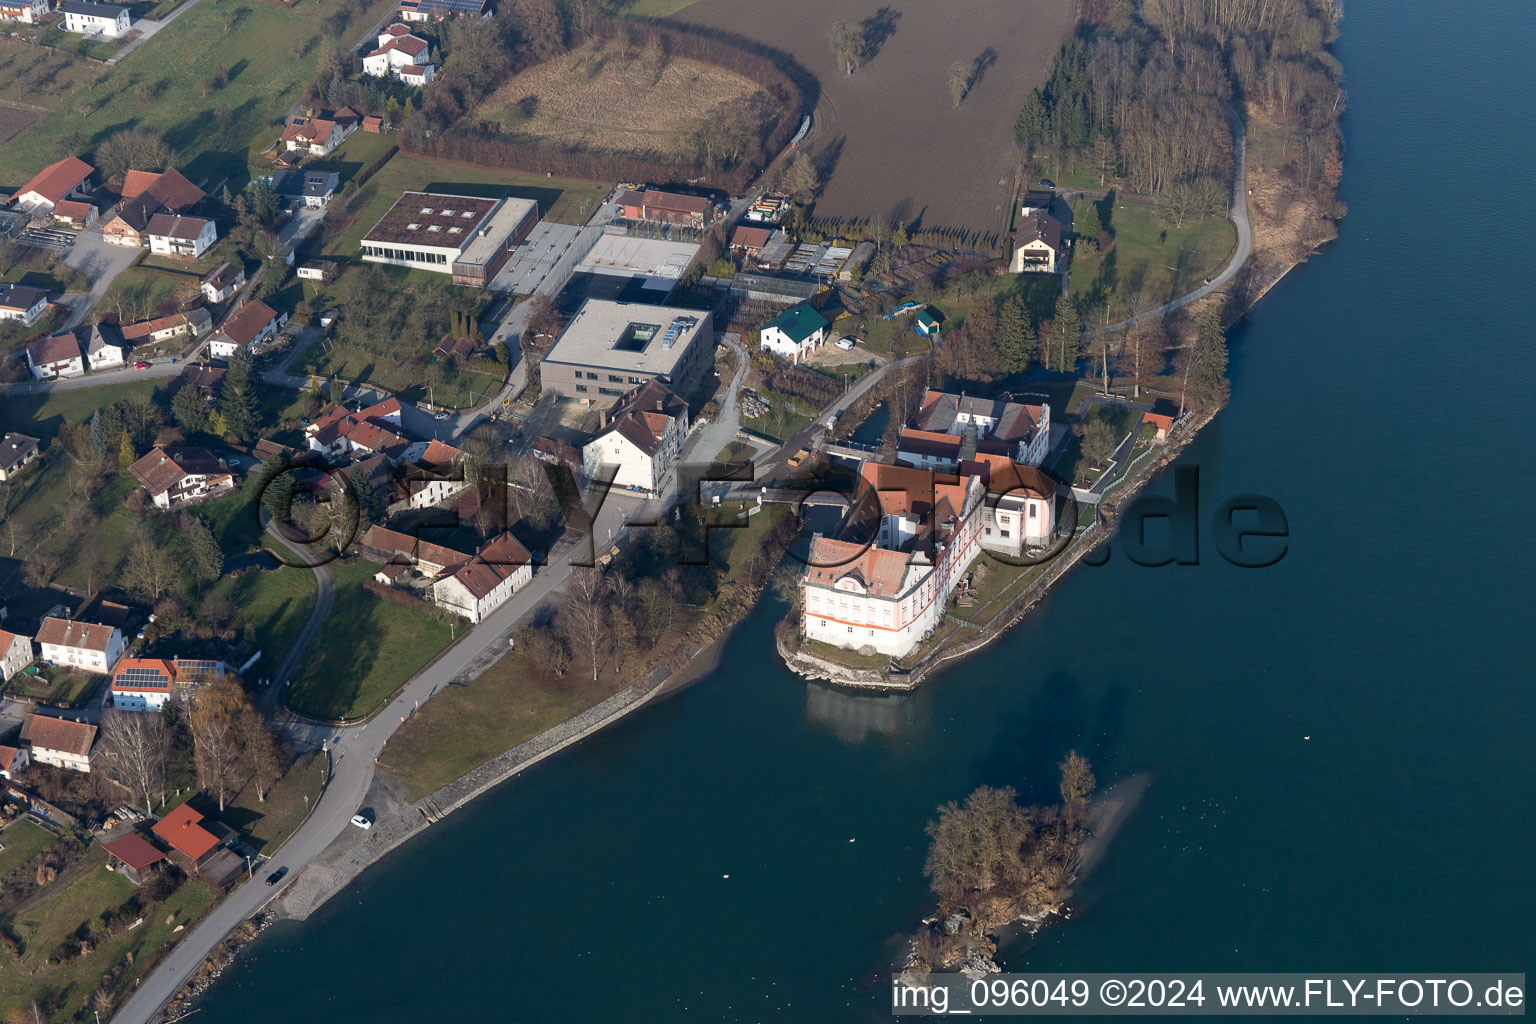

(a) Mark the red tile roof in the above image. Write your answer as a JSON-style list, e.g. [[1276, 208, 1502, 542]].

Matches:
[[20, 714, 98, 757], [153, 804, 220, 860], [35, 616, 117, 653], [218, 300, 278, 345], [112, 658, 176, 692], [52, 199, 95, 220], [129, 445, 230, 497], [15, 156, 92, 205], [102, 833, 166, 871], [804, 537, 912, 596], [25, 333, 80, 367]]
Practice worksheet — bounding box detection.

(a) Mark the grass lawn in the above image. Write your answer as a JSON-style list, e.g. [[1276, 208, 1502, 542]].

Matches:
[[303, 128, 397, 183], [1068, 202, 1235, 311], [7, 666, 104, 707], [284, 560, 453, 721], [210, 566, 317, 680], [221, 749, 325, 854], [0, 819, 54, 880], [300, 338, 505, 409], [799, 637, 889, 670], [0, 379, 160, 440], [0, 38, 106, 114], [0, 0, 399, 188], [618, 0, 704, 18], [380, 647, 628, 800], [741, 386, 817, 442], [96, 265, 202, 322], [0, 850, 218, 1022]]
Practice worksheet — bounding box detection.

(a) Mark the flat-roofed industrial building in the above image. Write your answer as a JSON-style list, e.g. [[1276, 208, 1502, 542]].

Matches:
[[541, 299, 714, 405], [360, 191, 540, 287]]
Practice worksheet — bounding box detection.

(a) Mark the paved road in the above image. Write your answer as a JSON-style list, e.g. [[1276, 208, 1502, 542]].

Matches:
[[1087, 108, 1251, 337]]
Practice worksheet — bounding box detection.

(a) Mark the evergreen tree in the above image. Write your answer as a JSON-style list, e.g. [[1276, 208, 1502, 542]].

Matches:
[[187, 515, 224, 582], [118, 433, 137, 475], [348, 467, 384, 529], [172, 385, 208, 434], [1181, 306, 1230, 413], [329, 376, 344, 407], [1048, 294, 1082, 373], [89, 410, 107, 460], [256, 457, 297, 522], [996, 296, 1031, 375], [892, 221, 909, 247], [220, 348, 261, 442]]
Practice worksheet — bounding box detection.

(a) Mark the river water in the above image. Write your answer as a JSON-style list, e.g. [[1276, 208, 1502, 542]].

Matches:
[[198, 1, 1536, 1019]]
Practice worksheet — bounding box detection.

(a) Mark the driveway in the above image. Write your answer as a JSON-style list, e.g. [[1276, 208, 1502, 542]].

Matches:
[[59, 226, 141, 330]]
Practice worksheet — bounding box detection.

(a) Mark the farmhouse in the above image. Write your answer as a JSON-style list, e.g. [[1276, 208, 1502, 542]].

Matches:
[[109, 658, 175, 712], [0, 432, 41, 482], [279, 109, 359, 158], [359, 191, 540, 287], [581, 378, 689, 496], [25, 332, 84, 380], [121, 310, 206, 345], [0, 0, 49, 24], [8, 155, 92, 213], [758, 302, 829, 363], [129, 445, 235, 508], [59, 0, 129, 35], [83, 324, 128, 370], [358, 524, 472, 578], [430, 533, 535, 623], [208, 299, 284, 358], [101, 834, 167, 885], [362, 24, 436, 85], [35, 616, 123, 674], [907, 390, 1052, 467], [618, 189, 713, 229], [52, 199, 97, 228], [0, 627, 33, 683], [0, 282, 49, 326], [272, 168, 339, 209], [104, 168, 206, 247], [397, 0, 489, 19], [541, 299, 713, 405], [20, 714, 98, 773], [201, 262, 246, 303], [1011, 209, 1064, 274], [146, 213, 217, 260]]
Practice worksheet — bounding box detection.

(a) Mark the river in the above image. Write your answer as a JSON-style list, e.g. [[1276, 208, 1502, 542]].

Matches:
[[196, 1, 1536, 1019]]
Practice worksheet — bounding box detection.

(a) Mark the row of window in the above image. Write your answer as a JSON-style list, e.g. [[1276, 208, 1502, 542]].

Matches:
[[363, 244, 449, 265]]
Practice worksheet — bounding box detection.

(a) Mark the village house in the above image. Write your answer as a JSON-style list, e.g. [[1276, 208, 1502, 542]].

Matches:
[[83, 323, 127, 370], [20, 714, 98, 773], [0, 627, 33, 683], [129, 446, 235, 508], [305, 397, 412, 461], [403, 439, 465, 508], [120, 310, 207, 346], [109, 658, 176, 712], [430, 533, 534, 623], [758, 302, 829, 363], [8, 156, 92, 214], [0, 0, 50, 24], [165, 363, 227, 406], [152, 804, 241, 884], [618, 188, 712, 229], [102, 168, 205, 247], [296, 259, 339, 283], [272, 168, 339, 210], [35, 617, 124, 674], [904, 390, 1053, 468], [581, 378, 689, 496], [201, 262, 245, 303], [0, 744, 29, 780], [101, 833, 167, 885], [208, 299, 284, 359], [52, 199, 97, 228], [146, 213, 217, 260], [59, 0, 129, 35], [432, 334, 474, 362], [24, 332, 84, 380], [1011, 200, 1065, 274], [0, 432, 41, 482], [362, 24, 436, 85], [0, 282, 49, 326], [279, 108, 359, 158], [358, 524, 471, 578]]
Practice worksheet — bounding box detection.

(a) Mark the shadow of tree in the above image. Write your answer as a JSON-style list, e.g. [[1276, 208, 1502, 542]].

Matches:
[[859, 6, 901, 62]]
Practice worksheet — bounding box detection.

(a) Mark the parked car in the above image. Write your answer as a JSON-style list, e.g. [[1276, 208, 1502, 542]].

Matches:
[[133, 361, 152, 369], [835, 336, 857, 350], [434, 410, 451, 421], [265, 866, 288, 886], [1037, 178, 1056, 188], [350, 814, 372, 830]]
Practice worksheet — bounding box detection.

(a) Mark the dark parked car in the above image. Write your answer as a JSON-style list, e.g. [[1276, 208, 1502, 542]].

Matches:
[[265, 866, 289, 886], [1037, 178, 1056, 189]]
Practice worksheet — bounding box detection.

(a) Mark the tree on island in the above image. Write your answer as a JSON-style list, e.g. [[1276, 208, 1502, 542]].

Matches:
[[828, 21, 868, 75]]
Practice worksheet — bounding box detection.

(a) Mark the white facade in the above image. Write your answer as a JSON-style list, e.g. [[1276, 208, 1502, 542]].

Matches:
[[581, 416, 684, 496], [148, 217, 217, 260], [39, 631, 123, 674], [431, 561, 533, 623], [87, 338, 126, 370], [0, 290, 49, 326], [0, 631, 32, 683], [26, 345, 84, 381], [111, 685, 170, 712], [61, 2, 129, 35], [0, 0, 50, 25]]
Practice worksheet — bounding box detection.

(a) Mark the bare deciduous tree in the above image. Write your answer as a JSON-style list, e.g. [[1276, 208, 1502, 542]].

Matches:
[[188, 677, 247, 812], [560, 567, 609, 682], [96, 709, 172, 815]]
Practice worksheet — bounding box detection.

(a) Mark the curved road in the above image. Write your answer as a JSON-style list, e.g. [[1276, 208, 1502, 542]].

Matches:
[[1086, 108, 1251, 337]]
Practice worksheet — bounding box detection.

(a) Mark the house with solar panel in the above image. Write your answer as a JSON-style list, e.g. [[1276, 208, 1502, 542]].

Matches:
[[110, 659, 176, 712], [397, 0, 489, 22]]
